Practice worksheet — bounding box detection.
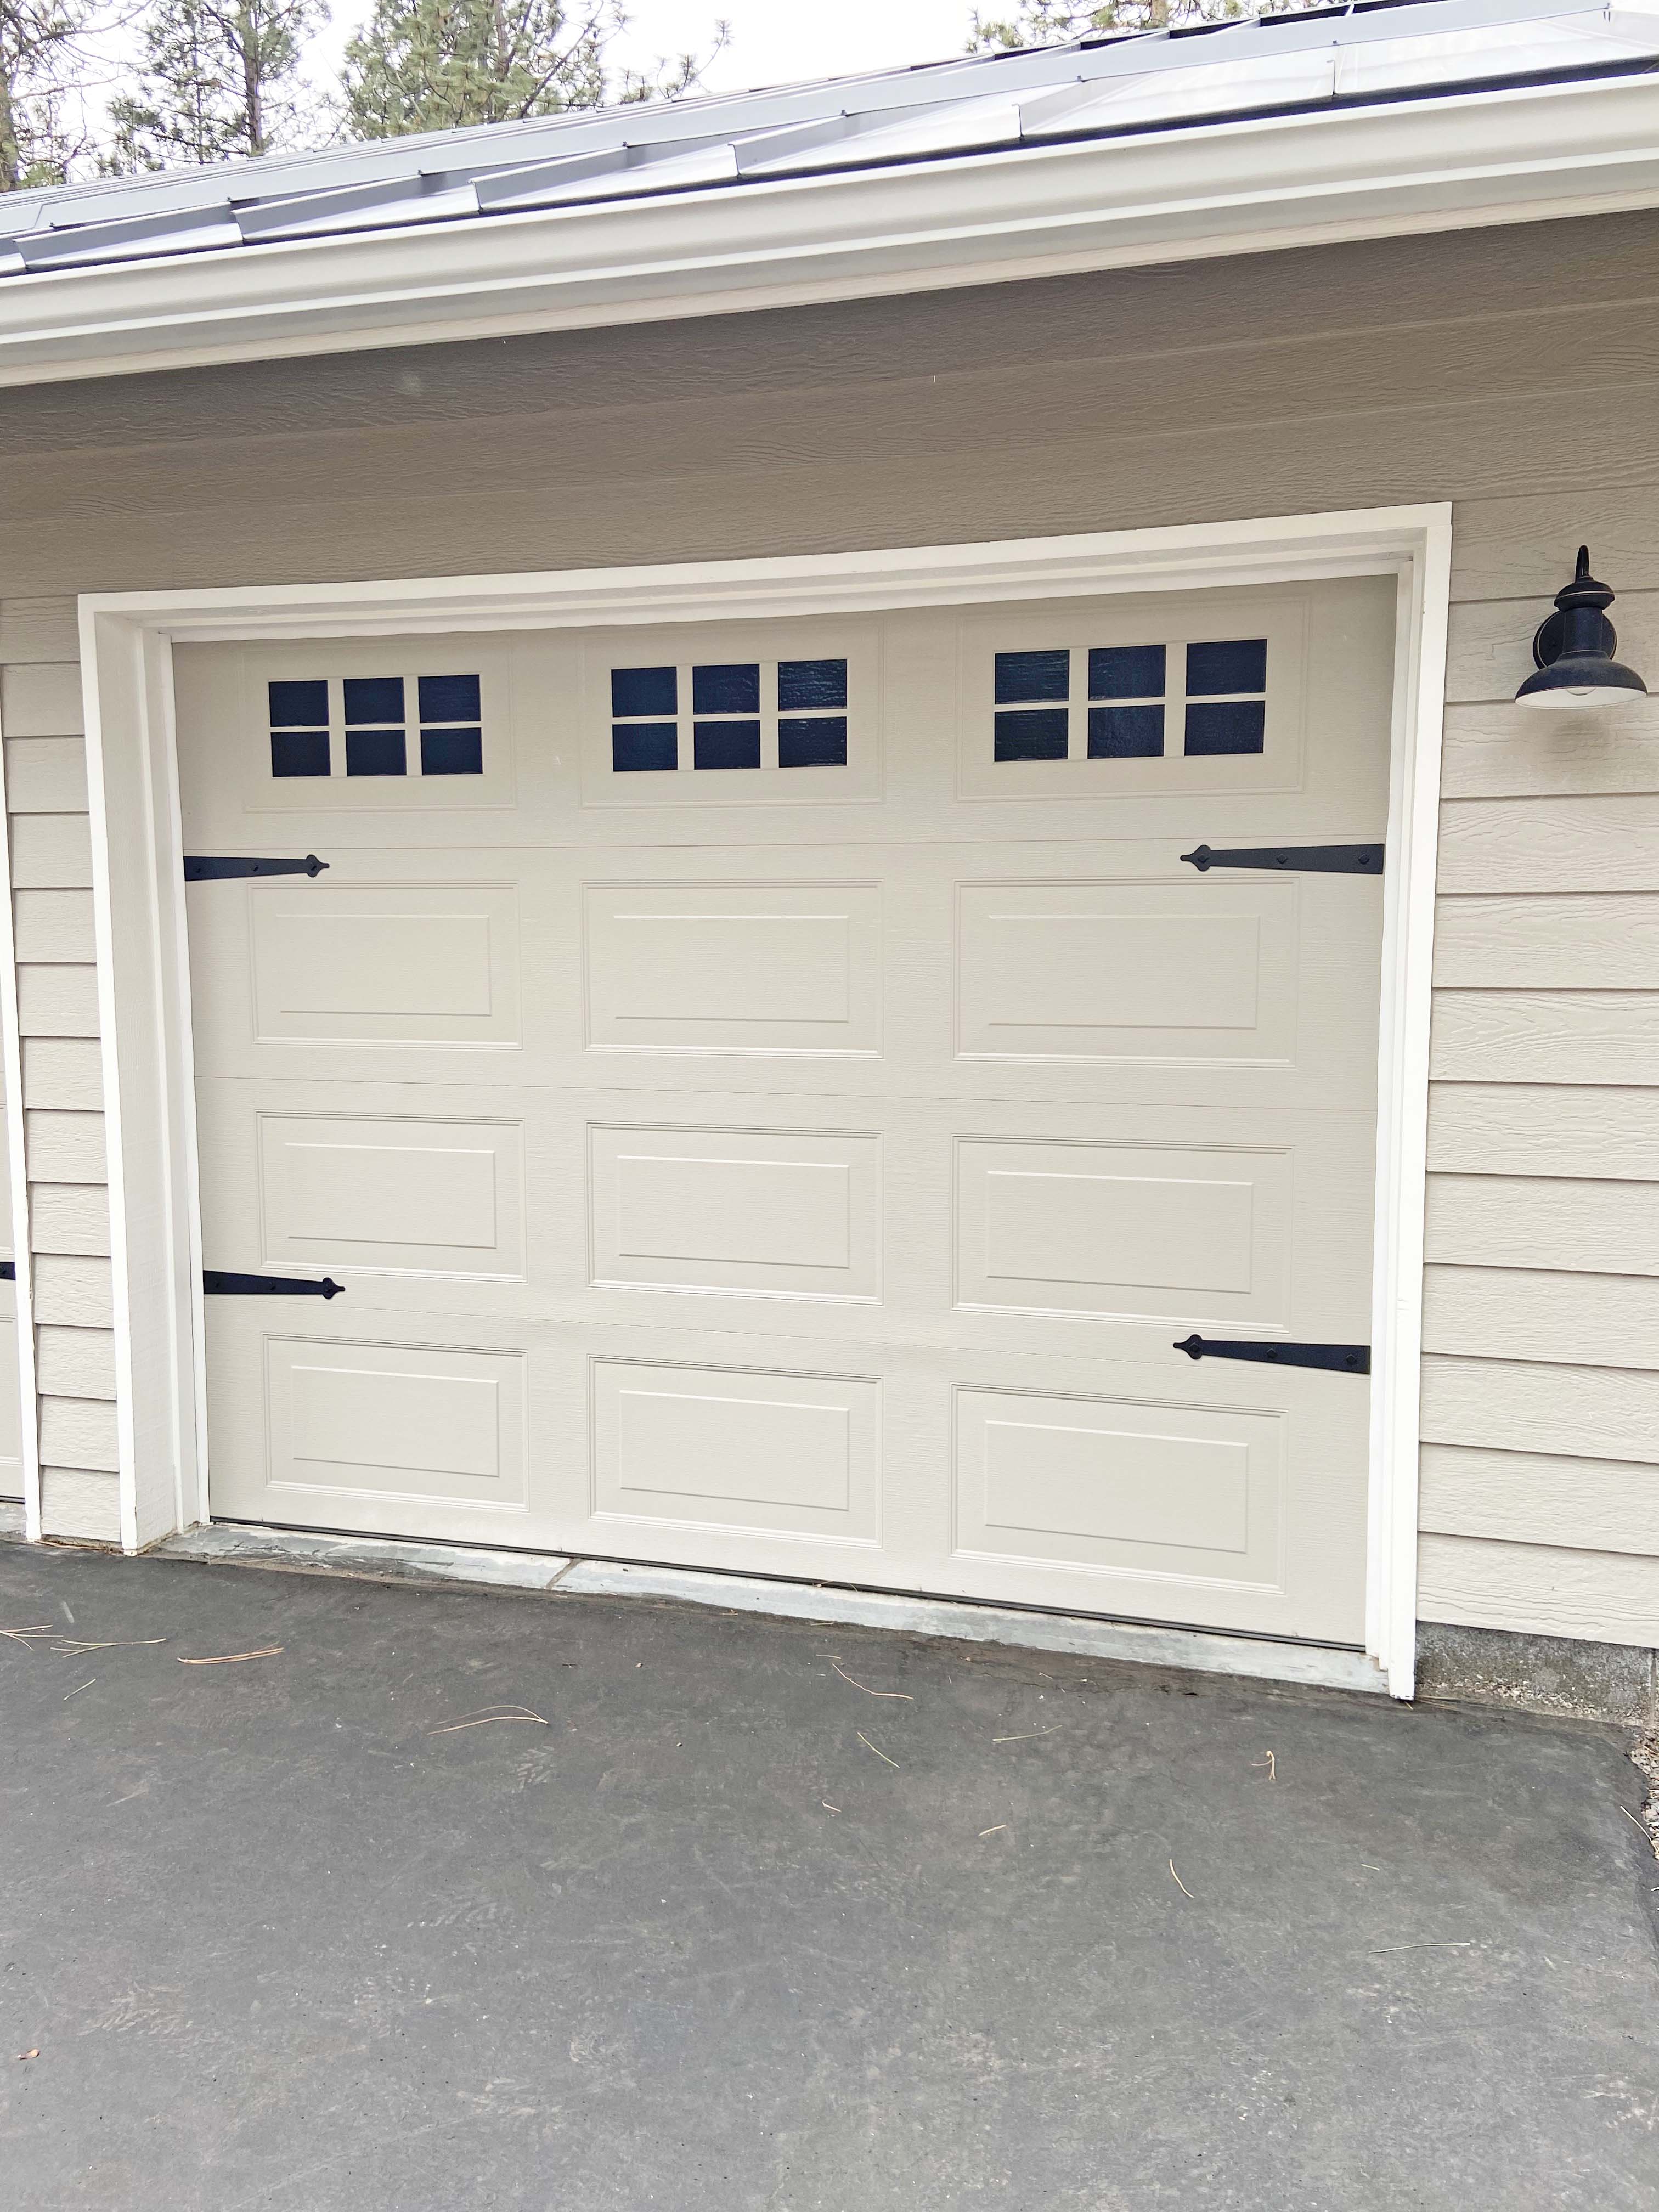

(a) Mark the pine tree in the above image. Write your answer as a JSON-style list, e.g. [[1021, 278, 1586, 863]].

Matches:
[[341, 0, 724, 141], [106, 0, 328, 170], [968, 0, 1245, 52], [1, 0, 99, 188], [341, 0, 615, 139]]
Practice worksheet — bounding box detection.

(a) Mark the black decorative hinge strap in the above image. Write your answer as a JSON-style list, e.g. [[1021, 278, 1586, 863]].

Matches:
[[1181, 844, 1383, 874], [184, 855, 329, 881], [1175, 1334, 1369, 1374], [0, 1261, 14, 1282], [204, 1271, 343, 1298]]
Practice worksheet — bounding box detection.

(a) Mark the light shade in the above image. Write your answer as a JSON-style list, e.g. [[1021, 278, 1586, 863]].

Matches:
[[1516, 546, 1649, 712]]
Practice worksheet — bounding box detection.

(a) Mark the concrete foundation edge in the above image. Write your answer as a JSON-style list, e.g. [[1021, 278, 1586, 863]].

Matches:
[[11, 1508, 1657, 1721], [122, 1520, 1390, 1694], [1416, 1618, 1659, 1726]]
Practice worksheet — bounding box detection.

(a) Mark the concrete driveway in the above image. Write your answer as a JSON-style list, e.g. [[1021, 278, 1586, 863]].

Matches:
[[1, 1539, 1655, 2210]]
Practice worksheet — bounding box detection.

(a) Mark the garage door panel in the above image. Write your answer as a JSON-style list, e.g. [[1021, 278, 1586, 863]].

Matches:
[[957, 1137, 1291, 1325], [584, 881, 881, 1056], [591, 1357, 881, 1546], [250, 883, 521, 1045], [957, 878, 1295, 1063], [182, 577, 1391, 1644], [589, 1123, 881, 1300], [258, 1113, 525, 1278], [953, 1386, 1283, 1585], [266, 1336, 528, 1510]]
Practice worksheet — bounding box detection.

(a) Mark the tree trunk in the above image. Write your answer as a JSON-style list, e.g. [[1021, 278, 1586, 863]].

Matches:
[[0, 52, 22, 190], [241, 1, 266, 155]]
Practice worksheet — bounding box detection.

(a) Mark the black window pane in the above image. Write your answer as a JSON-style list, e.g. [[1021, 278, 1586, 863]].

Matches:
[[692, 663, 760, 714], [1184, 700, 1266, 756], [612, 665, 676, 718], [994, 649, 1069, 704], [420, 726, 483, 776], [778, 717, 847, 768], [612, 723, 678, 772], [1087, 704, 1164, 758], [994, 708, 1069, 761], [270, 727, 330, 777], [778, 658, 848, 711], [1088, 644, 1165, 700], [694, 720, 761, 770], [343, 676, 405, 725], [269, 678, 328, 727], [418, 674, 481, 722], [1186, 639, 1267, 696], [345, 726, 407, 776]]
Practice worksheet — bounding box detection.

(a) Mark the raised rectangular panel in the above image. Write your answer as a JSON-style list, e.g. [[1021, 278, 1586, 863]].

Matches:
[[955, 1387, 1285, 1588], [259, 1115, 524, 1276], [590, 1125, 879, 1298], [957, 882, 1295, 1062], [585, 883, 879, 1055], [958, 1139, 1290, 1323], [251, 885, 520, 1044], [592, 1359, 879, 1542], [267, 1338, 527, 1506]]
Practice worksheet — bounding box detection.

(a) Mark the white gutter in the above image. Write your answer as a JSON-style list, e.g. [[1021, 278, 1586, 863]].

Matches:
[[3, 72, 1659, 386]]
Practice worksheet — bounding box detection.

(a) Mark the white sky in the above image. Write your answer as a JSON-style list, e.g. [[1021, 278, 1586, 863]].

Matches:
[[312, 0, 982, 97], [622, 0, 978, 92]]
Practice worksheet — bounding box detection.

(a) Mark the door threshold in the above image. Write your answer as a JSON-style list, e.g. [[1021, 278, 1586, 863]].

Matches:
[[144, 1521, 1387, 1696]]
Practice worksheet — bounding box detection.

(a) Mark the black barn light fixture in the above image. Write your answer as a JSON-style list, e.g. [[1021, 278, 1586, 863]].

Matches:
[[1516, 546, 1650, 712]]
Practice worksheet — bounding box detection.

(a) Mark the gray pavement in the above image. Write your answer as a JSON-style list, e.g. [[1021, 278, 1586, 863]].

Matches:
[[1, 1540, 1655, 2211]]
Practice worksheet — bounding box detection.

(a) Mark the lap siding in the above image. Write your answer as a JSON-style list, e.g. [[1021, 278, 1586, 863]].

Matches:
[[0, 215, 1653, 1635], [0, 603, 119, 1547]]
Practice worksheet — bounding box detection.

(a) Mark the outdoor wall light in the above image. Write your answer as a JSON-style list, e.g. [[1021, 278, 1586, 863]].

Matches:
[[1515, 545, 1650, 711]]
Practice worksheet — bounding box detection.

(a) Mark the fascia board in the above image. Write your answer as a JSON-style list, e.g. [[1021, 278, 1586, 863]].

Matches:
[[3, 73, 1659, 387]]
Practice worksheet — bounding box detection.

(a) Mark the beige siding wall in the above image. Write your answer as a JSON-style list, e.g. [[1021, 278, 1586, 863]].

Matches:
[[2, 207, 1656, 1626], [0, 598, 119, 1546], [1422, 533, 1659, 1642]]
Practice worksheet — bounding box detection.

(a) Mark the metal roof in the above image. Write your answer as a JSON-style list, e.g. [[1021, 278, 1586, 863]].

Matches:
[[4, 0, 1657, 280]]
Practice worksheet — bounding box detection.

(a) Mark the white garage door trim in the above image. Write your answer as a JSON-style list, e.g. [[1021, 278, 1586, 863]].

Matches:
[[70, 504, 1451, 1696]]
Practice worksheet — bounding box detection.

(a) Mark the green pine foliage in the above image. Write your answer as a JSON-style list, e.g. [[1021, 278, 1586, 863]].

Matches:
[[106, 0, 330, 168], [341, 0, 616, 137], [1, 0, 97, 187]]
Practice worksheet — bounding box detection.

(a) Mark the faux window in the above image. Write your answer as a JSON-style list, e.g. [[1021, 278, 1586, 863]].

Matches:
[[992, 638, 1267, 762], [611, 659, 848, 774], [267, 674, 483, 779]]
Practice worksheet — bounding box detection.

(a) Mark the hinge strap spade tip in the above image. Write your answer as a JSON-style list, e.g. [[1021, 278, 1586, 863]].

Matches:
[[1181, 844, 1383, 874], [184, 855, 328, 881], [1175, 1334, 1369, 1374]]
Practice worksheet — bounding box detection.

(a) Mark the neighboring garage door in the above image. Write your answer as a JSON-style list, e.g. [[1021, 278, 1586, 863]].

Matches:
[[176, 575, 1393, 1643], [0, 1059, 21, 1503]]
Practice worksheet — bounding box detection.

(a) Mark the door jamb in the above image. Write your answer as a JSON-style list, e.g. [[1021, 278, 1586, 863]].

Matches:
[[74, 504, 1451, 1694]]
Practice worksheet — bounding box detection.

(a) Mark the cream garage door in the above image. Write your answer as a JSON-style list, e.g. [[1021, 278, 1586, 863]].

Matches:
[[0, 1060, 21, 1503], [177, 576, 1392, 1643]]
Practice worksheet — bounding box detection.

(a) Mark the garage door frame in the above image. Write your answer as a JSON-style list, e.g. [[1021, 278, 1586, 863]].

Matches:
[[62, 503, 1452, 1695]]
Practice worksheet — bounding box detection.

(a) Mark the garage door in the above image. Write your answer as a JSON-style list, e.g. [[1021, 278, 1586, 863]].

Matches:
[[0, 1059, 21, 1503], [176, 576, 1392, 1643]]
